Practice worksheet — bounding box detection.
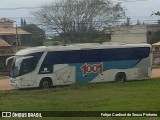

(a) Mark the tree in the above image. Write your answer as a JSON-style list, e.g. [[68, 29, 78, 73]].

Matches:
[[21, 18, 27, 26], [23, 19, 26, 25], [125, 17, 131, 26], [33, 0, 125, 43], [21, 18, 24, 26], [21, 24, 45, 46], [151, 11, 160, 16], [136, 20, 141, 25]]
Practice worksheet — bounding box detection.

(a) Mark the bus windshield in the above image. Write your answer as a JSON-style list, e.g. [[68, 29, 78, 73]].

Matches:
[[10, 52, 43, 78], [10, 56, 23, 77]]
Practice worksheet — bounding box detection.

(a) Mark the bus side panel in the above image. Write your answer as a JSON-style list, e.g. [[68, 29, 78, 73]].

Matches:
[[50, 58, 151, 85], [53, 64, 76, 85], [134, 56, 152, 78], [89, 70, 112, 83], [74, 60, 141, 83], [75, 62, 104, 83], [38, 57, 151, 86]]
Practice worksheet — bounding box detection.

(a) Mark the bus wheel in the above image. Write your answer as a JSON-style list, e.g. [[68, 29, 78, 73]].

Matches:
[[115, 73, 126, 82], [40, 78, 52, 88]]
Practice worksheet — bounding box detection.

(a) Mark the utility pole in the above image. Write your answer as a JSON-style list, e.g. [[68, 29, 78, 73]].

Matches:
[[16, 25, 18, 51]]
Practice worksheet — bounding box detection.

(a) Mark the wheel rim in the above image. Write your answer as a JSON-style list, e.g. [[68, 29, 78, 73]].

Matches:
[[116, 74, 126, 82], [42, 81, 49, 88], [118, 76, 124, 82]]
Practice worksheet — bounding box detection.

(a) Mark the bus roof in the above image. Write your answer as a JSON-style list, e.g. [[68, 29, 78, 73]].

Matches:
[[16, 43, 151, 56]]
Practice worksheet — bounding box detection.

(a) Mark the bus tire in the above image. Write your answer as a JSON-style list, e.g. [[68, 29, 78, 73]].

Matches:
[[39, 78, 53, 88], [115, 72, 126, 82]]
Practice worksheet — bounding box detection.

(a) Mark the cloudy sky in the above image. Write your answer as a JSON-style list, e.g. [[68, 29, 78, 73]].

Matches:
[[120, 0, 160, 20], [0, 0, 53, 17], [0, 0, 160, 24]]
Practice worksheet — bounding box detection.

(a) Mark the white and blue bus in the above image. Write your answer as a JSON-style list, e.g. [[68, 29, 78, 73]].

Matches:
[[6, 43, 152, 88]]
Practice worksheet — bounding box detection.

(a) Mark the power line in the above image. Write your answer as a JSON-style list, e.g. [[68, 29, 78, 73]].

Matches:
[[0, 7, 41, 10], [116, 0, 148, 3], [0, 0, 151, 11], [0, 0, 143, 11]]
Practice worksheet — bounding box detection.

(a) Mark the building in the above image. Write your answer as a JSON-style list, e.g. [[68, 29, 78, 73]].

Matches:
[[0, 18, 31, 46], [152, 41, 160, 51], [147, 24, 160, 44], [110, 24, 160, 44], [110, 25, 146, 43], [0, 18, 31, 72], [0, 38, 14, 72], [0, 18, 14, 28], [152, 41, 160, 66]]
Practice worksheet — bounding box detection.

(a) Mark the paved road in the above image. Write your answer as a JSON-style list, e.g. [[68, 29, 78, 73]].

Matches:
[[0, 69, 160, 90]]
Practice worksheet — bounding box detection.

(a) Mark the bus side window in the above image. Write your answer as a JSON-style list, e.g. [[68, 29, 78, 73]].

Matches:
[[132, 47, 150, 59], [61, 51, 81, 63], [44, 52, 62, 64], [80, 50, 99, 63], [115, 48, 133, 60], [39, 52, 62, 74], [99, 48, 133, 61], [99, 49, 124, 61]]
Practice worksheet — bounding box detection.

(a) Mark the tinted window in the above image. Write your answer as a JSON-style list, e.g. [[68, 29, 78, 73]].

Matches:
[[19, 52, 43, 76], [42, 47, 150, 65], [20, 57, 36, 75], [43, 51, 62, 64], [80, 50, 99, 63], [132, 47, 150, 59], [61, 51, 81, 63], [43, 50, 99, 64], [99, 48, 132, 61]]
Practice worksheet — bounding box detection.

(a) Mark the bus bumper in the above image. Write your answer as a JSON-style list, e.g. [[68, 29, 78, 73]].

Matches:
[[10, 78, 21, 88]]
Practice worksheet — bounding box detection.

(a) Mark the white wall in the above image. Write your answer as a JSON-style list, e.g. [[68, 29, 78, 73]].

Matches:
[[111, 26, 147, 44]]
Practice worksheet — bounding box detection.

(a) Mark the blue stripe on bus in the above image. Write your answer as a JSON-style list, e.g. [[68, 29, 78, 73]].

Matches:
[[70, 59, 140, 83]]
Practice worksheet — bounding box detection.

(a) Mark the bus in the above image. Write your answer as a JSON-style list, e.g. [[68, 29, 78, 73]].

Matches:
[[6, 43, 152, 88]]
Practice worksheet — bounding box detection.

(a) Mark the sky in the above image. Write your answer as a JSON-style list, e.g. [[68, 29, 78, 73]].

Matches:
[[0, 0, 160, 25], [119, 0, 160, 23]]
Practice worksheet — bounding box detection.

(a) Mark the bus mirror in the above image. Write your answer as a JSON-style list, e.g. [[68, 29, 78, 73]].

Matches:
[[6, 56, 15, 66]]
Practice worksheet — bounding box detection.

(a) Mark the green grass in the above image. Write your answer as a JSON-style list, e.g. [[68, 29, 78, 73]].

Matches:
[[0, 78, 160, 120]]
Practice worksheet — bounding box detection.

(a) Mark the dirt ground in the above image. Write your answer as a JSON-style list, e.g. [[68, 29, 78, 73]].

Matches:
[[0, 78, 15, 90], [151, 68, 160, 78], [0, 69, 159, 90]]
